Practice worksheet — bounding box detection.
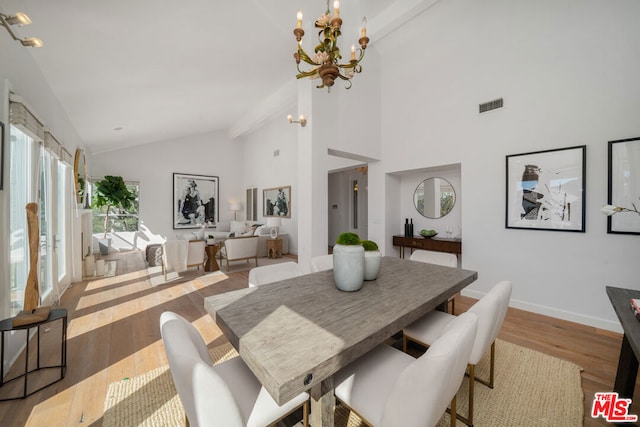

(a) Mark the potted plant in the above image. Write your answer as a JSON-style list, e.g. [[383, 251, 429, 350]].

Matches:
[[362, 240, 381, 281], [92, 175, 136, 255], [333, 232, 364, 291]]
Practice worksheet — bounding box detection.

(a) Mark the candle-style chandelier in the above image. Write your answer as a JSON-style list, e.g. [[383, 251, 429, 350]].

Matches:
[[293, 1, 369, 91]]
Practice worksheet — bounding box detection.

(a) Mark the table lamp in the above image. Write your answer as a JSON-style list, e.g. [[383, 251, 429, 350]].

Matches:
[[230, 202, 241, 220], [266, 217, 281, 239]]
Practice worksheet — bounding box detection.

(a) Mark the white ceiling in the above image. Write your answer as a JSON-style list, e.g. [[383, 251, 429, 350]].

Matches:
[[1, 0, 426, 153]]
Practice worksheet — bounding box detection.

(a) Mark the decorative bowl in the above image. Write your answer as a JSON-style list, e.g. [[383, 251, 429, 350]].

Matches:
[[419, 230, 438, 238]]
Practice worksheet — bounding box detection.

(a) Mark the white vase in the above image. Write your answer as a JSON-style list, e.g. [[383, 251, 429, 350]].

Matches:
[[364, 251, 382, 281], [95, 259, 105, 276], [84, 255, 95, 277], [333, 244, 365, 292]]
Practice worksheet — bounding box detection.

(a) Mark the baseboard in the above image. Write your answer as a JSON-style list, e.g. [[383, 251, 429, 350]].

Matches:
[[461, 289, 623, 334]]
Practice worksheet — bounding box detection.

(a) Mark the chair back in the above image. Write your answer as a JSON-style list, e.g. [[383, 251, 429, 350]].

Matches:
[[248, 261, 303, 287], [409, 249, 457, 268], [187, 240, 206, 267], [380, 312, 478, 427], [467, 280, 512, 364], [310, 254, 333, 272], [224, 236, 259, 259], [160, 311, 244, 427]]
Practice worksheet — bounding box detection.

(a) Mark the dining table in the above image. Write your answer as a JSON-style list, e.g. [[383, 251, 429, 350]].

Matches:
[[204, 256, 478, 427]]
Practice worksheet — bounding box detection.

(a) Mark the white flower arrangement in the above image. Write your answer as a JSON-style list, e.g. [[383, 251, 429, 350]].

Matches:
[[601, 198, 640, 216]]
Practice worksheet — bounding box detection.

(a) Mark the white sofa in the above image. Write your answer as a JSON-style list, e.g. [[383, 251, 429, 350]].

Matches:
[[176, 221, 289, 258]]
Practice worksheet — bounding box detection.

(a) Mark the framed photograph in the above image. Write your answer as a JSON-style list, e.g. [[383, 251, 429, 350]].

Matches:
[[0, 121, 4, 190], [506, 145, 586, 232], [173, 173, 219, 229], [607, 137, 640, 235], [263, 186, 291, 218]]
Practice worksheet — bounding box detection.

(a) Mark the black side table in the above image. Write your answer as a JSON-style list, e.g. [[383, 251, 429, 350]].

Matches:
[[0, 308, 68, 401]]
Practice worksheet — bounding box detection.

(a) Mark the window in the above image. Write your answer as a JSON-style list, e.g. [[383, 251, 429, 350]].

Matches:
[[91, 180, 140, 233]]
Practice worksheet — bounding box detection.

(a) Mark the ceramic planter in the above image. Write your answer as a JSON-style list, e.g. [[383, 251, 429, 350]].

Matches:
[[98, 237, 112, 255], [332, 244, 364, 291], [364, 250, 382, 280]]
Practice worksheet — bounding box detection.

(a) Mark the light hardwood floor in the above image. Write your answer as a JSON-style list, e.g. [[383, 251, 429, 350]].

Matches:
[[0, 250, 637, 426]]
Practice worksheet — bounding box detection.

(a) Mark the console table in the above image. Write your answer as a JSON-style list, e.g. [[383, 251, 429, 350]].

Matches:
[[606, 286, 640, 402], [393, 235, 462, 259], [0, 308, 67, 401]]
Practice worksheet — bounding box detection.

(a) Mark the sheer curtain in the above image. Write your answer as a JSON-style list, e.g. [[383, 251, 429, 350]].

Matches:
[[8, 99, 43, 315]]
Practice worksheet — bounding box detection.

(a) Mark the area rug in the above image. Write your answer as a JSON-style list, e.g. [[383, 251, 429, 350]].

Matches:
[[103, 339, 583, 427]]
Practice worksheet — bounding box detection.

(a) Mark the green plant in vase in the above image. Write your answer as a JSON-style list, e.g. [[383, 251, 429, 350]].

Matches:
[[92, 175, 135, 254], [333, 232, 364, 291], [362, 240, 381, 281]]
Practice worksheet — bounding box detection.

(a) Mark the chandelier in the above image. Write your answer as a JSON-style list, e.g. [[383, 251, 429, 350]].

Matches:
[[293, 1, 369, 91]]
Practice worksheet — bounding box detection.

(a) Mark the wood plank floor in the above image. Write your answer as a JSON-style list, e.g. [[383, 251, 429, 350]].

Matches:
[[0, 250, 637, 426]]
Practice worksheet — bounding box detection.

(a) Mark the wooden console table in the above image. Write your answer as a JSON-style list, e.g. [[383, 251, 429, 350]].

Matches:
[[393, 235, 462, 259]]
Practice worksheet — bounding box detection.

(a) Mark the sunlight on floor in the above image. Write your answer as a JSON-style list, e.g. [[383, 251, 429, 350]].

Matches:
[[69, 270, 229, 339]]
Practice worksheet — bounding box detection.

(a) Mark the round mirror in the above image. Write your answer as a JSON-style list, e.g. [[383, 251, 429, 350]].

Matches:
[[74, 149, 87, 206], [413, 177, 456, 219]]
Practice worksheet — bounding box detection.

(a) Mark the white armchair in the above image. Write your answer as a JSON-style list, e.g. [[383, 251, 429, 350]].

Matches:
[[162, 239, 206, 280], [220, 236, 259, 271]]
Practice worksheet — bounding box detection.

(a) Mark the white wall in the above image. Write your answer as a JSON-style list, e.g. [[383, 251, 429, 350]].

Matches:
[[90, 131, 245, 249], [239, 114, 300, 253], [374, 0, 640, 331]]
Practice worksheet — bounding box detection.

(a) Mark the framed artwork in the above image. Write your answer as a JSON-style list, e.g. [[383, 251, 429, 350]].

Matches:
[[607, 137, 640, 235], [263, 186, 291, 218], [506, 145, 586, 232], [0, 121, 4, 190], [173, 173, 219, 229]]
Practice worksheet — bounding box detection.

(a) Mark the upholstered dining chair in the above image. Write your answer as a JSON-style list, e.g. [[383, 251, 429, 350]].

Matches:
[[409, 249, 458, 312], [310, 254, 333, 272], [160, 311, 309, 427], [333, 312, 478, 427], [403, 280, 512, 426], [248, 262, 303, 287], [219, 235, 259, 271]]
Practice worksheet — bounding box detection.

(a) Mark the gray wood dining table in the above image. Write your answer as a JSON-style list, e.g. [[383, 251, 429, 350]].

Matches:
[[204, 256, 478, 427]]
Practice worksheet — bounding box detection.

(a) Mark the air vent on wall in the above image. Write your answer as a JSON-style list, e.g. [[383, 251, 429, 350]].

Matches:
[[479, 98, 504, 113]]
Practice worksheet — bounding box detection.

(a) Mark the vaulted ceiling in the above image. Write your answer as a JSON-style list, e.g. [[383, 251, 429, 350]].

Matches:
[[1, 0, 434, 153]]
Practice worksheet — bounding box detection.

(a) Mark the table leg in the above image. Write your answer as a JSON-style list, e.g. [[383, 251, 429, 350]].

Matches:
[[614, 334, 639, 399], [310, 376, 335, 427]]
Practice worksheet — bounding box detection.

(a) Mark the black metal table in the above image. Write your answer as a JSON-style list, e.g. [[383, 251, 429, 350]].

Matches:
[[0, 308, 67, 400]]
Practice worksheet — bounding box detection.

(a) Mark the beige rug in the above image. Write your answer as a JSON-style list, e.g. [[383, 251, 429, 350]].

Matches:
[[103, 339, 583, 427]]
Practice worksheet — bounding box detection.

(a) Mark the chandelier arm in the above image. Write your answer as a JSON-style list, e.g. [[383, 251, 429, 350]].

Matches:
[[296, 69, 321, 79], [297, 48, 321, 67]]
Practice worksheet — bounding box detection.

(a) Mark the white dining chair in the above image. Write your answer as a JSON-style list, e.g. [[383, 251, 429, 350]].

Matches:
[[310, 254, 333, 272], [248, 261, 303, 287], [409, 250, 458, 312], [402, 280, 512, 426], [333, 312, 478, 427], [160, 311, 309, 427]]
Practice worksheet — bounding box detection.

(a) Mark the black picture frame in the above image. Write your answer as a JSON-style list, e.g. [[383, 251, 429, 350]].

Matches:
[[173, 173, 219, 229], [506, 145, 586, 232], [0, 121, 4, 191], [607, 137, 640, 235], [263, 186, 291, 218]]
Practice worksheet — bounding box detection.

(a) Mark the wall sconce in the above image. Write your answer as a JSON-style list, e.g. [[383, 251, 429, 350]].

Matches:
[[0, 11, 43, 47], [287, 114, 307, 127]]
